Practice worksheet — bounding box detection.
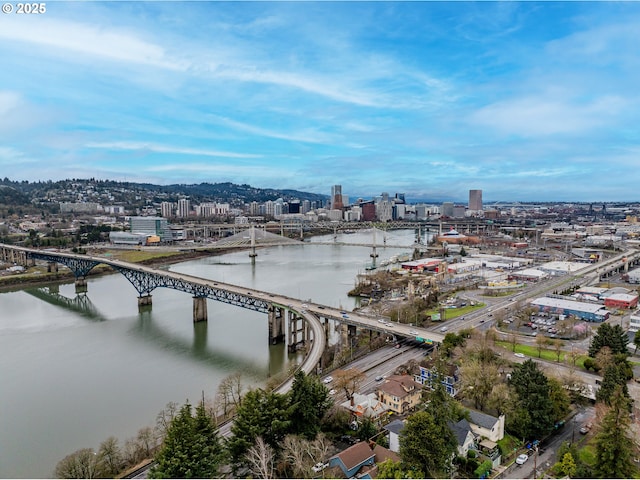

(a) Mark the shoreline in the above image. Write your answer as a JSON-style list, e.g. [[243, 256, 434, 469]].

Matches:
[[0, 247, 227, 292]]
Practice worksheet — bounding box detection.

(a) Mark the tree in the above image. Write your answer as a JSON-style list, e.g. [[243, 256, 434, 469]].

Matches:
[[535, 334, 548, 358], [596, 362, 631, 407], [226, 388, 291, 470], [459, 358, 500, 411], [149, 400, 222, 478], [593, 386, 638, 478], [333, 368, 366, 400], [155, 401, 179, 440], [97, 436, 123, 478], [589, 323, 629, 357], [55, 449, 100, 479], [547, 377, 571, 422], [245, 436, 276, 479], [400, 411, 456, 477], [289, 371, 332, 439], [215, 372, 244, 419], [552, 338, 564, 362], [558, 452, 577, 478], [634, 330, 640, 354], [508, 359, 555, 440]]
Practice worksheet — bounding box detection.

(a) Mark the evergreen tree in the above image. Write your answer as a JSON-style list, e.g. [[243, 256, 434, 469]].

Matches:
[[596, 363, 631, 407], [400, 411, 456, 477], [149, 400, 222, 478], [288, 371, 332, 439], [589, 323, 629, 357], [508, 359, 555, 440], [547, 377, 571, 422], [593, 386, 637, 478], [226, 388, 291, 470]]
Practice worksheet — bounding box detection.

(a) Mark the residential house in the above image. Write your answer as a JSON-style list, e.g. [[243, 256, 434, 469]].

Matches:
[[328, 441, 400, 479], [341, 393, 390, 426], [414, 361, 461, 397], [383, 419, 405, 453], [467, 410, 505, 444], [376, 375, 422, 414], [449, 418, 477, 458]]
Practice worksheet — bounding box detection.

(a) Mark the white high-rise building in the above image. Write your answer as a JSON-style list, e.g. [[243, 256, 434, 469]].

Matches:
[[177, 198, 191, 218]]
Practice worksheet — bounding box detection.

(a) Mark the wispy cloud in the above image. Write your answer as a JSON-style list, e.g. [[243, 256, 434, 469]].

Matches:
[[86, 142, 262, 159]]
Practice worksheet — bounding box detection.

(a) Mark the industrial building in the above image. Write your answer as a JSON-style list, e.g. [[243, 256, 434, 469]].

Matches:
[[530, 297, 610, 322]]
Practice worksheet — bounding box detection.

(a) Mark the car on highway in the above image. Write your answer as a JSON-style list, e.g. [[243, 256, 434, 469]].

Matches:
[[375, 375, 384, 382], [302, 303, 308, 308], [343, 314, 349, 319], [516, 453, 529, 465], [440, 326, 448, 332], [409, 330, 418, 335], [323, 376, 333, 384]]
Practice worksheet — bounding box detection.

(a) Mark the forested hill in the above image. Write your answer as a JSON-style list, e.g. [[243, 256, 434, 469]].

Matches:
[[0, 178, 328, 206]]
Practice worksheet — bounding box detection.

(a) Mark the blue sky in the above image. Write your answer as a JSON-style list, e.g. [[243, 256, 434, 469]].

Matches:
[[1, 2, 639, 202]]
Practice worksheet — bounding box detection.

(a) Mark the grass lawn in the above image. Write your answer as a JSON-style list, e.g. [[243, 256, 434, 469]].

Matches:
[[496, 340, 591, 367], [577, 444, 597, 468], [110, 250, 188, 263], [426, 303, 486, 320]]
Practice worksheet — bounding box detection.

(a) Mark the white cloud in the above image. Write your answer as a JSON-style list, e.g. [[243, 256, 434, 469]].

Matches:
[[470, 94, 626, 137], [208, 115, 335, 144], [85, 141, 262, 159], [0, 17, 187, 70]]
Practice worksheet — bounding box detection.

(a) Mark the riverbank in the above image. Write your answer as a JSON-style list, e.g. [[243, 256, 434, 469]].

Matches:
[[0, 247, 225, 292]]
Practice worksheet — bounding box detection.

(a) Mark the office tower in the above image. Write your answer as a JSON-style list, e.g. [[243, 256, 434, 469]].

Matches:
[[441, 202, 454, 217], [469, 189, 483, 211], [289, 200, 301, 214], [331, 185, 344, 210]]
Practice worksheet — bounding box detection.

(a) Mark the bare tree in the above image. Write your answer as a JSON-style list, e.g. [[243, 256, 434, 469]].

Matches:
[[282, 435, 312, 478], [334, 368, 366, 400], [216, 372, 244, 419], [535, 334, 548, 358], [97, 436, 123, 478], [459, 358, 500, 411], [508, 333, 518, 352], [155, 401, 179, 439], [55, 448, 99, 479], [245, 436, 275, 479], [552, 338, 564, 362]]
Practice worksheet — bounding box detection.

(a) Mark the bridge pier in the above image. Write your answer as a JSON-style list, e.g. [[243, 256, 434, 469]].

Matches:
[[193, 296, 208, 322], [288, 311, 306, 353], [138, 294, 152, 310], [268, 306, 285, 344], [75, 276, 88, 294], [47, 262, 58, 273]]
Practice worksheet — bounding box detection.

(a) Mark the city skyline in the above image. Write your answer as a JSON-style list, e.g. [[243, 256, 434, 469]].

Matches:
[[2, 2, 640, 202]]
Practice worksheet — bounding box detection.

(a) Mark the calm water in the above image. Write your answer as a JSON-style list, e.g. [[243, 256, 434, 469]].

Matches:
[[0, 230, 417, 478]]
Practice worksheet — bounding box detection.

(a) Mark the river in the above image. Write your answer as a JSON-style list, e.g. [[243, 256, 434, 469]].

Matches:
[[0, 229, 418, 478]]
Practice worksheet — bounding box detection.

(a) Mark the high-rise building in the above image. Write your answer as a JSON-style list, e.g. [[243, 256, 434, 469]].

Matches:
[[469, 189, 483, 211], [177, 198, 191, 218], [441, 202, 454, 218], [160, 201, 174, 218], [331, 185, 344, 210]]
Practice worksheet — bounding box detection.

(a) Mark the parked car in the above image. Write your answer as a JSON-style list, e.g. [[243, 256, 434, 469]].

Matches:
[[516, 453, 529, 465], [323, 376, 333, 384], [580, 423, 593, 434], [514, 353, 525, 358], [312, 463, 328, 473]]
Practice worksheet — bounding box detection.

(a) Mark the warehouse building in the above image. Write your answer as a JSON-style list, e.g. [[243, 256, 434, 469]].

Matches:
[[530, 297, 610, 322]]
